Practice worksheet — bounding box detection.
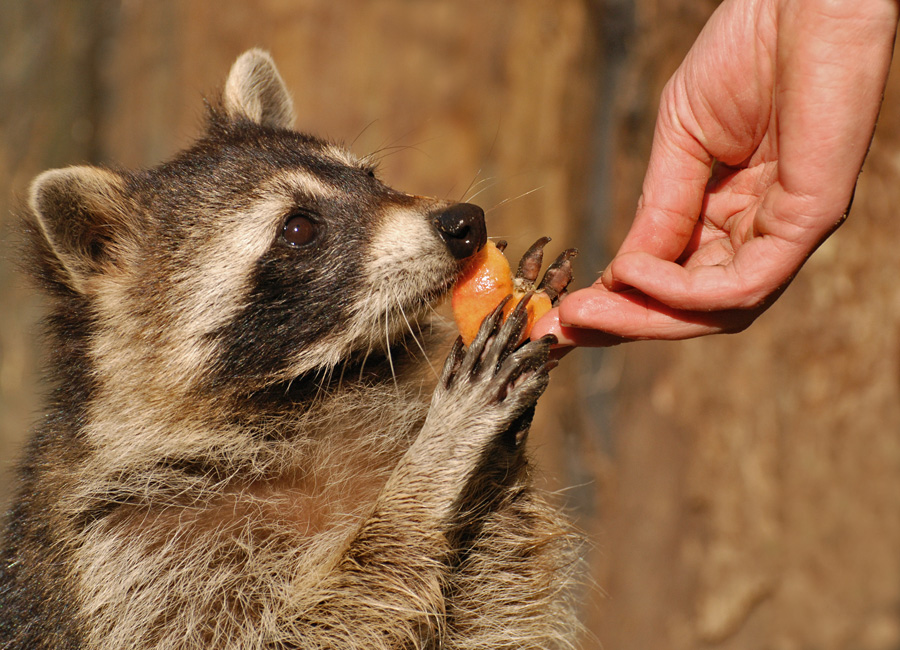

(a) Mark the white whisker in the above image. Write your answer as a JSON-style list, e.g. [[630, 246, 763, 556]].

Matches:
[[462, 175, 498, 203], [336, 359, 348, 391], [350, 118, 379, 149], [485, 186, 544, 214], [315, 363, 337, 404], [391, 287, 437, 379], [459, 169, 485, 202], [358, 344, 373, 382], [461, 120, 503, 202], [464, 179, 503, 205], [384, 309, 398, 393]]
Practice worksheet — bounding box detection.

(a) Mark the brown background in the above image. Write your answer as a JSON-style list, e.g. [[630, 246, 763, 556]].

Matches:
[[3, 1, 900, 648]]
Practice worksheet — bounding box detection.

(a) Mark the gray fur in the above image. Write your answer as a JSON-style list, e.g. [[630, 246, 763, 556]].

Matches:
[[0, 50, 582, 649]]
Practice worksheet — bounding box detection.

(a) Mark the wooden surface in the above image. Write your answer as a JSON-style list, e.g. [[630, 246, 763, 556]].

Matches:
[[3, 1, 900, 647]]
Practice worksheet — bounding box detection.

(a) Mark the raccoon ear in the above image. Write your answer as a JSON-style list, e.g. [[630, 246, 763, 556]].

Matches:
[[29, 166, 133, 292], [224, 49, 295, 129]]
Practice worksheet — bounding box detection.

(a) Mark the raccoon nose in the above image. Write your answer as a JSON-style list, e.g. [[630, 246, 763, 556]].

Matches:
[[432, 203, 487, 260]]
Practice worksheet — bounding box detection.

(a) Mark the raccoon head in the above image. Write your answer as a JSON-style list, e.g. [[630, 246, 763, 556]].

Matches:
[[27, 49, 486, 398]]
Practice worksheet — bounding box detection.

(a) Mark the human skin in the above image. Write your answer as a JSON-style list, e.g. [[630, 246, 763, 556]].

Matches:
[[532, 0, 899, 346]]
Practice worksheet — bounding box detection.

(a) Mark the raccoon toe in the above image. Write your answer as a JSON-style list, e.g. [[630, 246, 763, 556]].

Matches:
[[449, 296, 512, 385], [494, 335, 556, 406], [452, 293, 530, 388], [479, 294, 531, 371], [537, 249, 577, 304], [514, 237, 552, 289], [440, 335, 467, 389], [511, 237, 577, 304]]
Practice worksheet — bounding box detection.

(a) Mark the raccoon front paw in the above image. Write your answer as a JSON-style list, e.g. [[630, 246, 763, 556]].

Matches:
[[438, 295, 557, 446]]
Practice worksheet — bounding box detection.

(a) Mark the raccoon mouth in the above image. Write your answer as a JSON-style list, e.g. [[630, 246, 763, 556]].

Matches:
[[411, 277, 456, 315], [418, 261, 470, 305], [434, 259, 476, 302], [371, 259, 470, 340], [435, 274, 461, 299]]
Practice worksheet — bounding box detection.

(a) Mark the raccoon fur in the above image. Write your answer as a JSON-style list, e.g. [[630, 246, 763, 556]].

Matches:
[[0, 50, 582, 650]]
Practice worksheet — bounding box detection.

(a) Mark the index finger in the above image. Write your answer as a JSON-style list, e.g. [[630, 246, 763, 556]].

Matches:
[[613, 91, 713, 265]]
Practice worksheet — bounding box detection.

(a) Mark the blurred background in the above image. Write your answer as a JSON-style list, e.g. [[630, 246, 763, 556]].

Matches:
[[3, 1, 900, 648]]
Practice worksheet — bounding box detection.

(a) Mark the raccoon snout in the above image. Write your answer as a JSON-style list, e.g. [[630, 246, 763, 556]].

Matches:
[[432, 203, 487, 260]]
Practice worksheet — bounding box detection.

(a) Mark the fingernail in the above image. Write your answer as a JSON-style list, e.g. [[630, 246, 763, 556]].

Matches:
[[600, 265, 613, 288]]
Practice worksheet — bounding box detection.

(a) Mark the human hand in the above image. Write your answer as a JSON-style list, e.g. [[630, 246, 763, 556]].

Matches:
[[532, 0, 899, 346]]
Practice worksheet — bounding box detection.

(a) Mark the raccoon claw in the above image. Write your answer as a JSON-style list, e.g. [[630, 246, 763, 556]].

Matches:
[[511, 238, 577, 305], [481, 294, 532, 372], [494, 338, 554, 403], [514, 237, 551, 291], [441, 336, 467, 389], [454, 296, 512, 381], [537, 249, 577, 304], [510, 404, 538, 446]]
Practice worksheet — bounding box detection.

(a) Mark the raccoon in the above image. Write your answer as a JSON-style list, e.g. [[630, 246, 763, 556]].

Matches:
[[0, 50, 581, 650]]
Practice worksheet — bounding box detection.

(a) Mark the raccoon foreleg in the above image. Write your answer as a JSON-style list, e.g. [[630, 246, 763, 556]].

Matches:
[[295, 299, 555, 648]]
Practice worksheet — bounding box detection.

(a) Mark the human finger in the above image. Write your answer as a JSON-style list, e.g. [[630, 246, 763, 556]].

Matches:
[[603, 223, 810, 312], [530, 306, 630, 348], [610, 104, 712, 269], [554, 283, 759, 343]]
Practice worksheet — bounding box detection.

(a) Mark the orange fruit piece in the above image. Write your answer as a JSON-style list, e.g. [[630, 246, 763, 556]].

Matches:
[[452, 240, 554, 345]]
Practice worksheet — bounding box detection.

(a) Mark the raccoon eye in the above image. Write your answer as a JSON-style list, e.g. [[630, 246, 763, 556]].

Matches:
[[282, 213, 317, 247]]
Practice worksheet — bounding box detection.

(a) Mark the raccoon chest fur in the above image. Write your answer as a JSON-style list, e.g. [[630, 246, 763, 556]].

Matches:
[[0, 49, 582, 650]]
